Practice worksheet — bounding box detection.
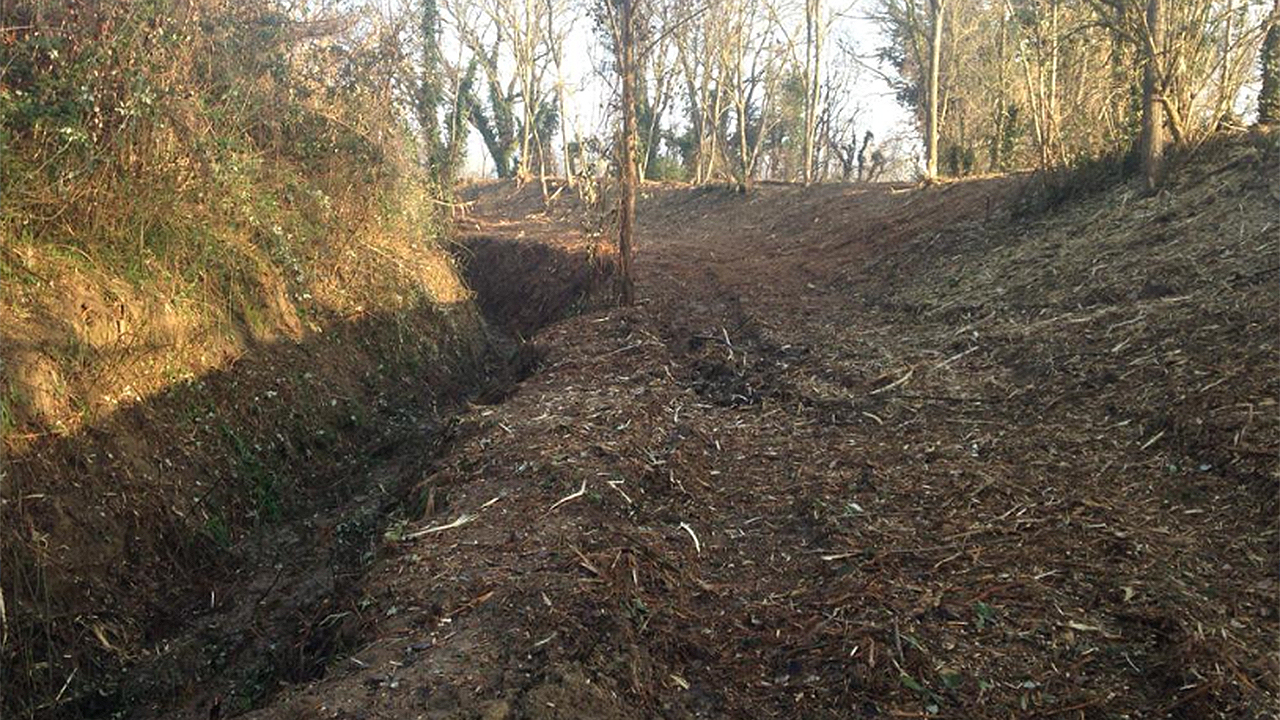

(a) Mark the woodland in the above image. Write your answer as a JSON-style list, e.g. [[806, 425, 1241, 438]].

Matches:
[[2, 1, 1278, 718]]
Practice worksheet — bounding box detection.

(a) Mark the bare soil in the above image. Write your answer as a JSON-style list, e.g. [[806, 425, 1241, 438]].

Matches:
[[106, 135, 1280, 719]]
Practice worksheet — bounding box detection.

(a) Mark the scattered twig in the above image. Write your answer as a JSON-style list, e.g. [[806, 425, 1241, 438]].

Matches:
[[405, 513, 477, 539], [871, 367, 914, 395], [934, 345, 978, 370], [820, 552, 859, 561], [50, 667, 76, 707], [1138, 429, 1166, 450], [679, 522, 702, 554], [548, 480, 588, 513], [606, 479, 633, 504], [597, 341, 648, 359], [571, 545, 602, 577], [1031, 698, 1104, 717]]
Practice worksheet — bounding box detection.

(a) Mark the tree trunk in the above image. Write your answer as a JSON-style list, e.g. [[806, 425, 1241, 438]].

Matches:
[[925, 0, 944, 180], [1261, 0, 1280, 124], [1047, 0, 1062, 164], [707, 84, 724, 182], [1220, 0, 1234, 127], [1141, 0, 1165, 192], [801, 0, 821, 185], [519, 69, 534, 181], [991, 3, 1007, 172], [549, 0, 573, 183], [857, 130, 872, 182], [738, 102, 751, 190], [557, 78, 572, 182], [418, 0, 444, 174], [617, 0, 638, 306]]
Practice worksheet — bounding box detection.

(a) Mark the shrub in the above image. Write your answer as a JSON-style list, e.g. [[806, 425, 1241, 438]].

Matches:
[[645, 154, 689, 182]]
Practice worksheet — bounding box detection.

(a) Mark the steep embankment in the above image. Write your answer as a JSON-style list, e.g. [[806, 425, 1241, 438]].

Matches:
[[0, 4, 504, 717], [455, 180, 617, 337], [226, 133, 1275, 720], [2, 211, 497, 718]]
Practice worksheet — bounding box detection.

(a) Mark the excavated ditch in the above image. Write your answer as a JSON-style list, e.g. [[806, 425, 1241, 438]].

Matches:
[[13, 236, 609, 720]]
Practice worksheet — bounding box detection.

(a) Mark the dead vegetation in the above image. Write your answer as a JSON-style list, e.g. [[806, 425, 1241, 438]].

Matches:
[[124, 132, 1271, 720], [0, 2, 505, 715], [4, 0, 1276, 716]]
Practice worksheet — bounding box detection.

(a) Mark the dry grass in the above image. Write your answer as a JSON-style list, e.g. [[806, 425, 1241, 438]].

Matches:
[[0, 2, 489, 716]]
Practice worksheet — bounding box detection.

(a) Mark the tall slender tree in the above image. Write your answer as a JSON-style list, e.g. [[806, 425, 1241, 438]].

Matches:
[[925, 0, 945, 179], [606, 0, 640, 305], [1140, 0, 1166, 192], [418, 0, 446, 175], [1261, 0, 1280, 123], [801, 0, 824, 184]]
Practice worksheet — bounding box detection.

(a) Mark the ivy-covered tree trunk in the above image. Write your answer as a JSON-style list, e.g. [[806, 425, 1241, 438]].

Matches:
[[1260, 0, 1280, 124], [418, 0, 445, 176], [443, 61, 478, 179], [458, 72, 518, 178]]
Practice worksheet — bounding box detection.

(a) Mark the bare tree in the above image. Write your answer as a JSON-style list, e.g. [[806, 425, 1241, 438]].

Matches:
[[545, 0, 577, 182], [673, 0, 731, 182], [721, 0, 785, 190], [441, 0, 558, 180], [874, 0, 1269, 179], [801, 0, 824, 184], [602, 0, 639, 304], [925, 0, 944, 179], [1140, 0, 1166, 192], [762, 0, 831, 183]]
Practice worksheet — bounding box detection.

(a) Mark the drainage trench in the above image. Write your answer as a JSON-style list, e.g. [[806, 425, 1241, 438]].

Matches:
[[66, 233, 613, 720]]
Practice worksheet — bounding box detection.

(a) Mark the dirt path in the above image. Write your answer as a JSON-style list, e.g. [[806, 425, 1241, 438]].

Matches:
[[220, 145, 1275, 720]]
